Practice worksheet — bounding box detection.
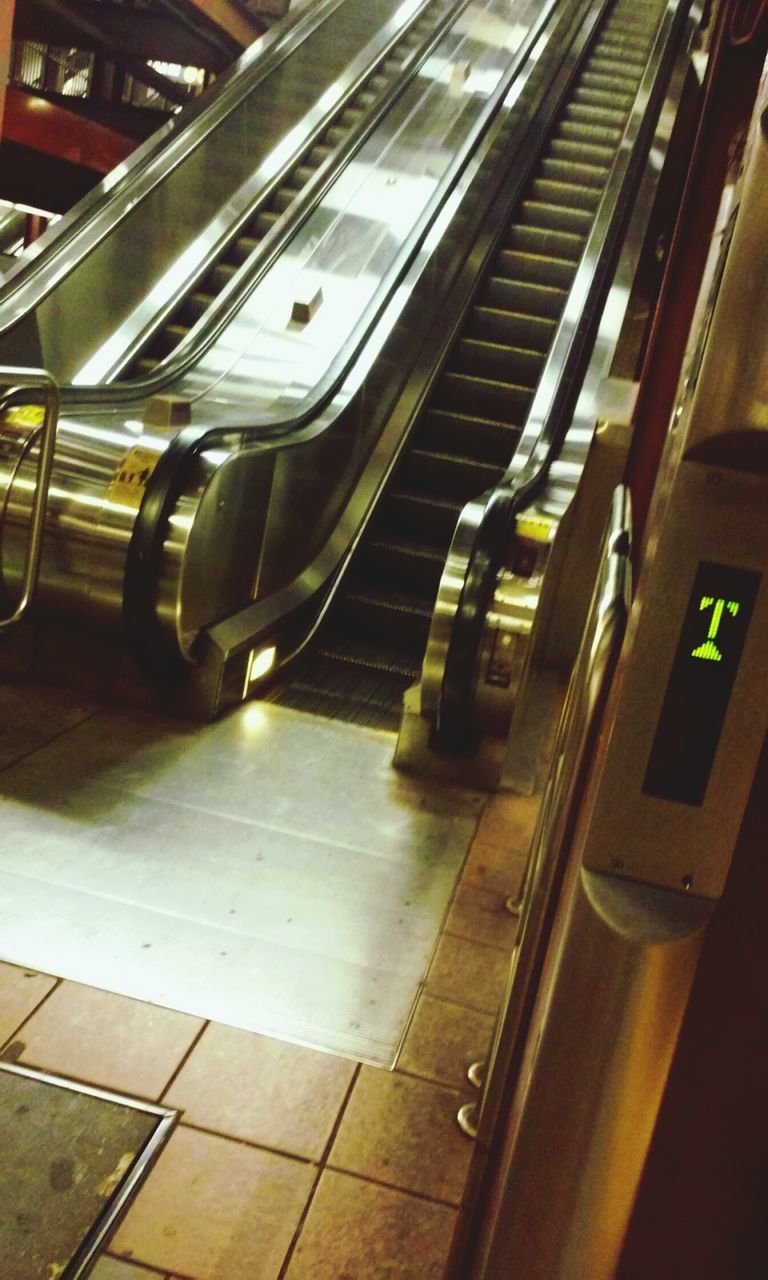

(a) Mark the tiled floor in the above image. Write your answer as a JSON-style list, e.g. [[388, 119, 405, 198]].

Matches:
[[0, 785, 537, 1278]]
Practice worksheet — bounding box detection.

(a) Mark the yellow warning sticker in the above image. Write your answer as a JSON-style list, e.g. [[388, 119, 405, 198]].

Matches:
[[107, 445, 162, 508], [517, 514, 555, 543], [1, 404, 45, 430]]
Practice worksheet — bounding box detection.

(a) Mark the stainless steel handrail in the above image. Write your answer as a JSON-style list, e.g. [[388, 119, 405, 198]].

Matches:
[[0, 368, 59, 632]]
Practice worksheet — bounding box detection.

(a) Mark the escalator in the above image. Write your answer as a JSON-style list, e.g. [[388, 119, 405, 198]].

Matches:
[[0, 0, 692, 742], [268, 0, 665, 730]]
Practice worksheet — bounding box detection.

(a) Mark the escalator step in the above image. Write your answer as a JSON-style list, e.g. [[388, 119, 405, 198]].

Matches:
[[336, 589, 433, 652], [520, 199, 593, 235], [229, 235, 260, 266], [549, 137, 614, 169], [397, 447, 502, 503], [434, 370, 534, 422], [273, 186, 301, 214], [415, 408, 523, 467], [507, 222, 585, 260], [530, 177, 603, 212], [316, 638, 421, 680], [150, 324, 189, 357], [563, 102, 627, 130], [378, 491, 463, 547], [184, 291, 216, 323], [454, 336, 544, 385], [308, 143, 333, 167], [556, 119, 624, 148], [483, 276, 568, 321], [271, 654, 409, 730], [205, 261, 237, 292], [581, 69, 640, 95], [496, 247, 577, 289], [292, 163, 316, 187], [588, 54, 645, 78], [469, 305, 556, 352], [539, 157, 610, 190], [358, 538, 446, 598], [574, 83, 634, 109], [254, 209, 279, 237]]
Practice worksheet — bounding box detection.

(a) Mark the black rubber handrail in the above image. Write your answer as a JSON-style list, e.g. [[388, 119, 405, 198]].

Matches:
[[122, 0, 564, 680], [434, 0, 691, 750]]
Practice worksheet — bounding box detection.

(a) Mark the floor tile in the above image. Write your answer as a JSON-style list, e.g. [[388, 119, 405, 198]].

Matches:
[[112, 1125, 315, 1280], [329, 1067, 472, 1205], [445, 883, 518, 952], [473, 791, 540, 852], [285, 1168, 457, 1279], [3, 981, 203, 1098], [164, 1023, 356, 1160], [0, 682, 96, 771], [398, 993, 495, 1090], [462, 838, 527, 899], [0, 962, 56, 1044], [90, 1257, 166, 1279], [426, 933, 509, 1015]]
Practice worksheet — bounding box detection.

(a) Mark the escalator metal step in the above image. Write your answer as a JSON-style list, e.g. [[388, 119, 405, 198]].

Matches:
[[308, 143, 333, 167], [496, 247, 577, 289], [483, 276, 568, 320], [292, 163, 316, 187], [549, 137, 614, 168], [379, 491, 463, 547], [507, 222, 585, 260], [563, 101, 626, 130], [273, 186, 301, 214], [539, 157, 609, 190], [557, 118, 624, 147], [317, 638, 421, 680], [336, 589, 433, 651], [529, 177, 602, 212], [361, 538, 446, 597], [416, 408, 523, 467], [398, 447, 503, 503], [435, 369, 535, 422], [581, 69, 640, 95], [519, 198, 593, 235], [229, 235, 260, 266], [469, 305, 557, 351], [253, 209, 279, 238], [573, 85, 634, 111], [206, 262, 237, 292], [455, 335, 545, 384]]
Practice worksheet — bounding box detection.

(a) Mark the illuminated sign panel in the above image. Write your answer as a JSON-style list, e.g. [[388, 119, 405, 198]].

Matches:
[[643, 561, 760, 806]]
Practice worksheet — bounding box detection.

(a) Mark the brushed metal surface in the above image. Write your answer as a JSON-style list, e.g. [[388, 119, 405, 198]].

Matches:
[[0, 688, 483, 1064]]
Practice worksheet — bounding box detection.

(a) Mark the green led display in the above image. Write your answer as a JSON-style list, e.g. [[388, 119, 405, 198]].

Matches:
[[691, 596, 740, 663], [644, 561, 760, 806]]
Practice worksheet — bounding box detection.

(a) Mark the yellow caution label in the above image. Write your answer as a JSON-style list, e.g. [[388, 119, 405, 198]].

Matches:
[[1, 404, 45, 430], [517, 514, 555, 543], [107, 445, 162, 508]]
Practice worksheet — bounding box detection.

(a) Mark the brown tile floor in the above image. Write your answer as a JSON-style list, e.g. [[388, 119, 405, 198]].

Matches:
[[0, 784, 538, 1280]]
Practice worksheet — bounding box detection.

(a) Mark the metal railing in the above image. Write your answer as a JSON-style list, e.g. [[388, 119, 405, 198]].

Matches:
[[0, 367, 59, 632]]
